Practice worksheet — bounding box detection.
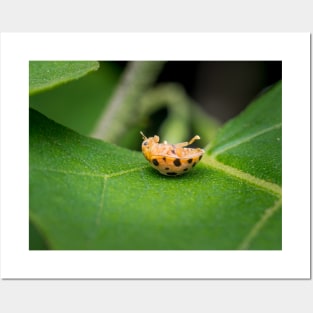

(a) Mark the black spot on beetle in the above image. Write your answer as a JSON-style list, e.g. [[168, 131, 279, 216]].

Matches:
[[163, 157, 166, 161], [152, 159, 159, 166], [192, 162, 197, 167], [166, 172, 178, 176], [174, 158, 181, 167], [188, 158, 193, 164], [165, 167, 169, 170], [183, 168, 189, 172], [198, 155, 203, 161]]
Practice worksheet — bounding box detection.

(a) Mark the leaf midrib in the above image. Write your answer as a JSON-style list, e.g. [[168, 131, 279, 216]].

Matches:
[[31, 150, 282, 197], [202, 154, 282, 197]]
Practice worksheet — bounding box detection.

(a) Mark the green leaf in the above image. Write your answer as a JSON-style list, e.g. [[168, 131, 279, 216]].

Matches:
[[29, 61, 100, 95], [29, 62, 122, 136], [29, 221, 49, 250], [29, 81, 282, 250], [207, 81, 282, 185]]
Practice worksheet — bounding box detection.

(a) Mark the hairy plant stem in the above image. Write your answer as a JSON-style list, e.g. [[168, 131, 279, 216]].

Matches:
[[91, 61, 165, 142]]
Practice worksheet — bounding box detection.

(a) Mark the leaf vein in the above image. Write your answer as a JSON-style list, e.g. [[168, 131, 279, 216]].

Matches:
[[30, 165, 149, 178], [237, 198, 282, 249], [96, 177, 107, 226], [210, 123, 282, 157]]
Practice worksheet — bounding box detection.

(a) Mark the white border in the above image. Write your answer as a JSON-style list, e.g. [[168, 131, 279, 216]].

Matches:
[[0, 33, 310, 279]]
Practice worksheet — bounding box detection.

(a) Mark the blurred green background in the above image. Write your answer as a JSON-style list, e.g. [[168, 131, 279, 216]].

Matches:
[[30, 61, 282, 150]]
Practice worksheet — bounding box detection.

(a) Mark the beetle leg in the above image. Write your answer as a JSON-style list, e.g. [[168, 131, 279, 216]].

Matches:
[[175, 135, 200, 148]]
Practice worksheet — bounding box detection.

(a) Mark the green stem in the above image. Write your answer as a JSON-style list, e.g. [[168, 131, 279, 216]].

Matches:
[[139, 83, 190, 143], [140, 83, 221, 145], [91, 61, 165, 142]]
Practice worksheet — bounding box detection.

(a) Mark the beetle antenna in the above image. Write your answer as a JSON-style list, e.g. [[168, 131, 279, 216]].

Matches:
[[140, 131, 147, 140]]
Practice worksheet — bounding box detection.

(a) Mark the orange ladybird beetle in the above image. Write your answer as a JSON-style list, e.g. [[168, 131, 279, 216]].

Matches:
[[140, 131, 205, 176]]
